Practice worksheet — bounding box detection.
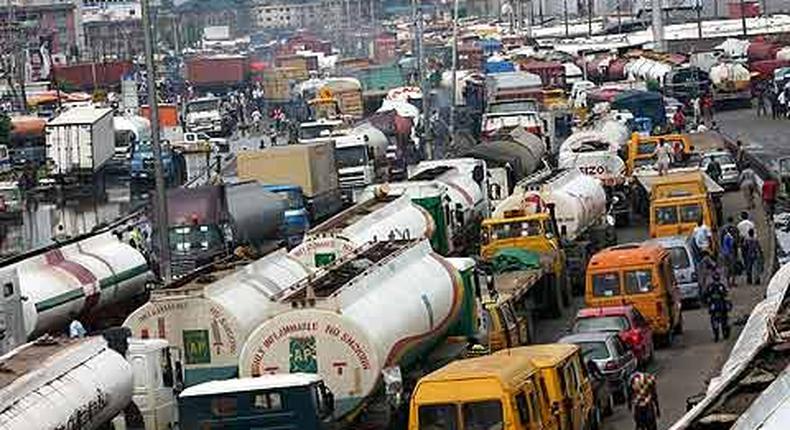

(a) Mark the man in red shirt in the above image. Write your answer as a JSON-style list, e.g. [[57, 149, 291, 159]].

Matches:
[[763, 178, 779, 217]]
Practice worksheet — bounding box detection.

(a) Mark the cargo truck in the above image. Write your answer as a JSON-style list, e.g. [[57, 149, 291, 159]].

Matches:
[[186, 55, 247, 90], [45, 106, 114, 180], [334, 122, 390, 203], [184, 97, 231, 137], [165, 182, 287, 277], [236, 143, 344, 222], [480, 169, 615, 317]]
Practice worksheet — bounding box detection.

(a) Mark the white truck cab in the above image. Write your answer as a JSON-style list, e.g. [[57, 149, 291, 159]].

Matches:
[[183, 132, 229, 152], [124, 338, 181, 430]]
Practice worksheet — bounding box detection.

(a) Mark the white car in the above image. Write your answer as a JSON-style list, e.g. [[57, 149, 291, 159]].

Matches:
[[700, 151, 739, 189]]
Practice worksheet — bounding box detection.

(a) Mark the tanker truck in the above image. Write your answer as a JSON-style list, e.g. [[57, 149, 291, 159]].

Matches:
[[558, 122, 631, 224], [238, 239, 480, 424], [165, 181, 287, 277], [480, 169, 614, 317], [288, 194, 435, 268], [0, 231, 152, 350], [464, 128, 548, 209], [123, 248, 313, 387], [334, 122, 390, 203], [709, 62, 751, 107], [409, 158, 490, 255]]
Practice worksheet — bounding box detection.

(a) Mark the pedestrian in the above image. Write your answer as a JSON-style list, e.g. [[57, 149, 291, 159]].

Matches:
[[707, 272, 731, 342], [770, 89, 780, 119], [780, 89, 788, 118], [737, 211, 756, 241], [693, 218, 713, 254], [706, 156, 722, 185], [756, 85, 768, 117], [699, 250, 720, 298], [692, 96, 702, 125], [653, 140, 671, 176], [629, 371, 660, 430], [762, 177, 779, 218], [69, 313, 87, 338], [735, 140, 745, 168], [702, 93, 714, 124], [720, 216, 741, 279], [742, 228, 764, 285], [720, 226, 738, 287], [672, 108, 686, 133], [739, 164, 757, 210]]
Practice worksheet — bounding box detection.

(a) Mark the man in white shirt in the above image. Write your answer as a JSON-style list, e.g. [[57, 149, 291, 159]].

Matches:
[[693, 218, 712, 253], [69, 317, 86, 338], [737, 211, 756, 240]]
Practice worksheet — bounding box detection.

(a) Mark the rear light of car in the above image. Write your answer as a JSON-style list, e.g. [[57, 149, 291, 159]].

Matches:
[[604, 361, 618, 370], [627, 329, 642, 345]]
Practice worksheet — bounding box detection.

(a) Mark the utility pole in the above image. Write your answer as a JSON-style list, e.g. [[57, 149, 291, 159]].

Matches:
[[587, 0, 593, 36], [652, 0, 665, 52], [696, 0, 702, 39], [450, 0, 458, 149], [141, 0, 172, 284], [740, 0, 748, 36], [414, 0, 431, 160], [563, 0, 569, 37]]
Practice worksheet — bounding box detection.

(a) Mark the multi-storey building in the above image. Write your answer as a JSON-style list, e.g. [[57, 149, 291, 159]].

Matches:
[[249, 0, 347, 30]]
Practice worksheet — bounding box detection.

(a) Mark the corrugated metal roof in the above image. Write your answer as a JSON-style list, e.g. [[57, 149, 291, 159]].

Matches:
[[732, 363, 790, 430]]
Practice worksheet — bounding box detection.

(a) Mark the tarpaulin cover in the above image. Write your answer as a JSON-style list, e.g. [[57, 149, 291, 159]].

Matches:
[[491, 248, 542, 274]]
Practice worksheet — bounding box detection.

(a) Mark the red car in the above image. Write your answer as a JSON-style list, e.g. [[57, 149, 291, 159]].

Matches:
[[572, 305, 655, 366]]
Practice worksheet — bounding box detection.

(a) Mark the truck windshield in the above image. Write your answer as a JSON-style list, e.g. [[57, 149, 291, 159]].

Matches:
[[335, 146, 368, 169], [419, 404, 458, 430], [482, 220, 543, 244], [624, 269, 653, 294], [655, 206, 679, 225], [488, 100, 539, 114], [300, 124, 336, 140], [277, 189, 305, 210], [187, 100, 220, 113], [592, 272, 621, 297], [169, 225, 223, 252], [679, 204, 703, 223]]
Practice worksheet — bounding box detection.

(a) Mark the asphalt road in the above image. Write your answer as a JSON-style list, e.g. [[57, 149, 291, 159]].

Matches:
[[532, 187, 773, 430]]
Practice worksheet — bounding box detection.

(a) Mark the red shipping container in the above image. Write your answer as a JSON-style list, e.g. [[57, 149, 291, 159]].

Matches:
[[54, 61, 133, 90], [186, 56, 248, 87], [141, 104, 179, 128], [519, 61, 566, 89]]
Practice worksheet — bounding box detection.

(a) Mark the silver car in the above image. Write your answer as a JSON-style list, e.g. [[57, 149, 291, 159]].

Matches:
[[700, 151, 739, 189], [647, 235, 701, 304], [559, 332, 638, 400]]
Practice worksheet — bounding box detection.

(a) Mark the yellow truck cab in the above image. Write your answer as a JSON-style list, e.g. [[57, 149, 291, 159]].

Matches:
[[494, 345, 594, 430], [627, 133, 695, 175], [480, 210, 569, 318], [646, 171, 720, 244], [409, 354, 559, 430], [481, 289, 533, 353]]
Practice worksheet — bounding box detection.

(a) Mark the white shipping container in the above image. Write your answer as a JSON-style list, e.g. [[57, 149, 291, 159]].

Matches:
[[46, 106, 114, 175]]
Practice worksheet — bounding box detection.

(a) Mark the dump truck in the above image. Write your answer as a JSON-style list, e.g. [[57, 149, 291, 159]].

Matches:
[[236, 142, 344, 222]]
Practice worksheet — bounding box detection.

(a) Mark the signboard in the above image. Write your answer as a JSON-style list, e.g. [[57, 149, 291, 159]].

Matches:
[[183, 329, 211, 364]]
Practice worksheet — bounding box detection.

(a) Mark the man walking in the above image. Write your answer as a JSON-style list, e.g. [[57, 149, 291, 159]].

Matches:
[[739, 164, 757, 210], [653, 140, 671, 176], [742, 229, 764, 285], [707, 272, 731, 342], [629, 371, 660, 430]]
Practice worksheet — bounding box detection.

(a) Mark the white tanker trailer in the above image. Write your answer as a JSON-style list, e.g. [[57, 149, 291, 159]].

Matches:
[[558, 125, 631, 224], [123, 248, 313, 387], [239, 239, 478, 421], [409, 158, 489, 253], [288, 194, 434, 268], [0, 231, 152, 343]]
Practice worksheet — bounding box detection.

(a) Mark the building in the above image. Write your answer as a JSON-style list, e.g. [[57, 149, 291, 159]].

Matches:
[[248, 0, 347, 31], [176, 0, 245, 48], [81, 1, 144, 61], [0, 0, 83, 60]]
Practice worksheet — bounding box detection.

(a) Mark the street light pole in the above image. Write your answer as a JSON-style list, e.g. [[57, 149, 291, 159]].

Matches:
[[141, 0, 172, 284], [740, 0, 748, 36], [563, 0, 569, 37], [696, 0, 703, 39], [450, 0, 458, 149]]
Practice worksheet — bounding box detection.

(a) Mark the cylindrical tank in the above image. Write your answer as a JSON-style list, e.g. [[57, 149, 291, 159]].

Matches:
[[465, 132, 546, 180], [238, 240, 463, 418], [112, 115, 151, 142], [289, 196, 435, 267], [526, 169, 606, 241], [558, 131, 627, 182], [16, 232, 152, 338], [334, 122, 389, 161], [607, 58, 627, 81], [123, 249, 312, 385], [225, 182, 286, 246], [411, 158, 488, 226], [709, 63, 751, 92], [0, 337, 132, 430]]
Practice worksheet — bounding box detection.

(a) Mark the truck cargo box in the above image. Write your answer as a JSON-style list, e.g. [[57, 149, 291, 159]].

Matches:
[[45, 106, 114, 175], [186, 56, 247, 87], [53, 61, 133, 90], [237, 142, 338, 197]]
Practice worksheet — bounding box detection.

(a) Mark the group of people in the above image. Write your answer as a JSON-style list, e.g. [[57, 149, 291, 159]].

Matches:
[[672, 94, 715, 134], [754, 83, 790, 119]]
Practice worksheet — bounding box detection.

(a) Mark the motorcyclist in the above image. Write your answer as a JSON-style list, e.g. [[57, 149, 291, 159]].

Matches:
[[706, 272, 731, 342]]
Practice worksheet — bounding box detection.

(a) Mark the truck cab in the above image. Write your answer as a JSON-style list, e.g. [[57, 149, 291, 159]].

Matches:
[[262, 183, 310, 246], [185, 97, 226, 136], [334, 125, 389, 203], [627, 133, 695, 175], [298, 119, 346, 145], [125, 338, 181, 430], [646, 171, 720, 245], [130, 141, 177, 184], [178, 374, 335, 430]]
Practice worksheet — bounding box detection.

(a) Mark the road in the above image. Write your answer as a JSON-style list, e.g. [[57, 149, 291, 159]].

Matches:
[[532, 187, 773, 430]]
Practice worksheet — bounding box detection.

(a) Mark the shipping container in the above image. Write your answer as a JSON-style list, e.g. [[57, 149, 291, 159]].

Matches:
[[53, 61, 133, 90], [186, 56, 247, 87], [237, 142, 338, 198], [519, 60, 567, 89], [262, 67, 309, 101], [352, 64, 405, 93], [45, 106, 114, 175]]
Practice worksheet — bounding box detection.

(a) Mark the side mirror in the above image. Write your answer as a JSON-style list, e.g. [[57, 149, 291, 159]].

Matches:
[[606, 215, 616, 227]]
